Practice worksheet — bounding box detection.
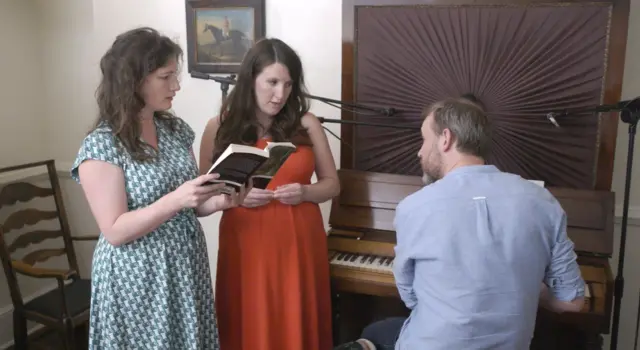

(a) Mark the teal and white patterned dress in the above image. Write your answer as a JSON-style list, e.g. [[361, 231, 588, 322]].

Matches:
[[70, 117, 220, 350]]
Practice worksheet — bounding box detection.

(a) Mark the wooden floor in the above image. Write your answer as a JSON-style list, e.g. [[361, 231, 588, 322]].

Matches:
[[6, 326, 88, 350]]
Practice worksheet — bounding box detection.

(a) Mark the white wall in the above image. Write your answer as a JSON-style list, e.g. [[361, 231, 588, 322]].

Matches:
[[0, 0, 45, 168], [1, 0, 640, 349]]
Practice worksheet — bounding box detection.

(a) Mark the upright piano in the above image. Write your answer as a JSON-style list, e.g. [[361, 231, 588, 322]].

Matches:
[[328, 168, 614, 350]]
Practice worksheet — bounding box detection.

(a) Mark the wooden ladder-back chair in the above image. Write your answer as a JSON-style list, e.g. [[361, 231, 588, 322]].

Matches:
[[0, 160, 98, 349]]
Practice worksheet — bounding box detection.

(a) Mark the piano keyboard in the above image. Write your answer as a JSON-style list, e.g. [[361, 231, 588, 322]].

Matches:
[[330, 252, 593, 300], [329, 251, 393, 274]]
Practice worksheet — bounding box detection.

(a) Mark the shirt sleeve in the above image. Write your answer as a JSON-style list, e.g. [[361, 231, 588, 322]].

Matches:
[[173, 117, 196, 149], [70, 129, 124, 184], [544, 207, 585, 302], [393, 201, 418, 309]]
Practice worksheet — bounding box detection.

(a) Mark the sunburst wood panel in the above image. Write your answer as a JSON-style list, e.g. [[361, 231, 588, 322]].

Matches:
[[352, 4, 611, 189]]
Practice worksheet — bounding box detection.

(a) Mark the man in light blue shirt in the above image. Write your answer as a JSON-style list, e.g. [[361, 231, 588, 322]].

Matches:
[[335, 97, 585, 350]]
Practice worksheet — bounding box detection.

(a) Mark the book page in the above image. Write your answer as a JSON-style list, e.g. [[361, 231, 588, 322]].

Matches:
[[208, 153, 267, 187], [250, 145, 296, 189], [252, 145, 296, 178]]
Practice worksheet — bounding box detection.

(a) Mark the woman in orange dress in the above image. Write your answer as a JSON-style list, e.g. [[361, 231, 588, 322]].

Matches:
[[199, 38, 340, 350]]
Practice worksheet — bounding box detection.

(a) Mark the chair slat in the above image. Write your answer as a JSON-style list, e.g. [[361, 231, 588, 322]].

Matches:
[[2, 209, 59, 233], [8, 230, 64, 253], [0, 182, 54, 207]]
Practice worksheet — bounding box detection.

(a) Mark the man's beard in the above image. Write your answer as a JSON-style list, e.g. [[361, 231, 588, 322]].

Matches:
[[421, 151, 442, 186], [421, 173, 435, 185]]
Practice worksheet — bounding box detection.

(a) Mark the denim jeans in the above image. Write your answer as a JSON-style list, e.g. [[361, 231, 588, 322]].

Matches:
[[361, 317, 407, 350]]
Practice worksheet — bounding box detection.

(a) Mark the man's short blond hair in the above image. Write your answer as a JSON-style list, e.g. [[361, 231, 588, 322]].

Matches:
[[422, 98, 492, 159]]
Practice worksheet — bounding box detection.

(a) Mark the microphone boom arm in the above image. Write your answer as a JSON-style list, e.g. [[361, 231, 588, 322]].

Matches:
[[307, 94, 395, 117], [317, 116, 418, 130], [189, 71, 395, 117]]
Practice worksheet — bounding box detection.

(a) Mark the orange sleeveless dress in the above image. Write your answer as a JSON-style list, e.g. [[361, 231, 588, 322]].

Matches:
[[215, 138, 333, 350]]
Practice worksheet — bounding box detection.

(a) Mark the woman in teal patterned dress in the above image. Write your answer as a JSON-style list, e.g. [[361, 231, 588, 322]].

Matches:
[[70, 27, 245, 349]]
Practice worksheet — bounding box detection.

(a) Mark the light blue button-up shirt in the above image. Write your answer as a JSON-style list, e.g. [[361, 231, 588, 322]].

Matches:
[[393, 165, 584, 350]]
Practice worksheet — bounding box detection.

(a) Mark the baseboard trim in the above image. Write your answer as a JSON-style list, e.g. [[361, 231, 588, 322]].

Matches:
[[615, 205, 640, 220], [0, 325, 45, 350]]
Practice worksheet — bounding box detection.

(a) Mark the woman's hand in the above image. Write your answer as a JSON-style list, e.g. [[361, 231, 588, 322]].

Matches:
[[241, 188, 274, 208], [273, 183, 305, 205], [171, 173, 225, 210], [214, 185, 250, 211]]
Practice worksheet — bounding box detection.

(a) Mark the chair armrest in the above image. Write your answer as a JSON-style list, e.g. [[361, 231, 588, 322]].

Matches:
[[11, 260, 77, 280], [71, 235, 100, 241]]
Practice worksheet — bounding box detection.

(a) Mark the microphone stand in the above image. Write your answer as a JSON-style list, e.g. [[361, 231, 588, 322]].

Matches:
[[189, 71, 237, 100], [550, 97, 640, 350]]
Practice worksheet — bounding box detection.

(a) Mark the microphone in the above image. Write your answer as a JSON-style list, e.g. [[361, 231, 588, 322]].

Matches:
[[546, 113, 560, 128], [190, 71, 237, 85], [190, 71, 237, 99]]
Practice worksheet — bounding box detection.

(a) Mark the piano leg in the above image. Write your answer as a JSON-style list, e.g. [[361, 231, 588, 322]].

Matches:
[[584, 334, 604, 350], [331, 291, 374, 344], [332, 288, 341, 346]]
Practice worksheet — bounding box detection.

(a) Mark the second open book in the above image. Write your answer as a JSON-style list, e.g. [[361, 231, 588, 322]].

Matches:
[[204, 141, 296, 194]]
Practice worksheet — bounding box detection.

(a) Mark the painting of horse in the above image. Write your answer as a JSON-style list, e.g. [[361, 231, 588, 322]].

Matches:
[[186, 0, 265, 74], [196, 8, 254, 65]]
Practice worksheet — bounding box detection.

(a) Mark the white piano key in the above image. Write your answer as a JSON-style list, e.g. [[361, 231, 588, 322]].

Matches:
[[585, 282, 591, 298]]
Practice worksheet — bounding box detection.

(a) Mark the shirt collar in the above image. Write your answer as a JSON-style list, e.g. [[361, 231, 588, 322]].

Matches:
[[445, 164, 500, 177]]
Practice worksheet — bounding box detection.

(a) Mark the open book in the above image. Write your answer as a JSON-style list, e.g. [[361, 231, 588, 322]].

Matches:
[[205, 141, 296, 194]]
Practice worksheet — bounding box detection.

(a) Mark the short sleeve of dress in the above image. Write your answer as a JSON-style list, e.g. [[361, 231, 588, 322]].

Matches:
[[70, 129, 124, 184], [173, 117, 196, 149]]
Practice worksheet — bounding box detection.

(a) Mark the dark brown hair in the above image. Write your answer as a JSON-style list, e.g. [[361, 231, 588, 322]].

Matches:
[[93, 27, 182, 161], [459, 93, 486, 111], [213, 38, 310, 159], [423, 98, 492, 159]]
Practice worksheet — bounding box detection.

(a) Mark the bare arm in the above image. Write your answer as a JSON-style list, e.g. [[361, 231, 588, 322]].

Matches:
[[196, 117, 224, 217], [78, 161, 182, 247], [198, 116, 221, 176], [539, 282, 584, 313], [299, 113, 340, 203]]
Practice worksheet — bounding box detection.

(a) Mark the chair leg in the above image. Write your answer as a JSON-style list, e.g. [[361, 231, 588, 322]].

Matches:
[[63, 319, 76, 350], [12, 311, 27, 350]]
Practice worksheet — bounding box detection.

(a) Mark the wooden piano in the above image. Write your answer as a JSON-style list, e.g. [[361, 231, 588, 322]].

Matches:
[[328, 168, 614, 349]]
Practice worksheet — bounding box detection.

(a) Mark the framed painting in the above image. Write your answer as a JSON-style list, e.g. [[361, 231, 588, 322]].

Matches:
[[185, 0, 265, 74]]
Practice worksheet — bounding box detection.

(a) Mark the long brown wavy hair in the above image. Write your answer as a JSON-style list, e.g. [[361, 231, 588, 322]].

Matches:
[[213, 38, 311, 160], [93, 27, 182, 161]]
